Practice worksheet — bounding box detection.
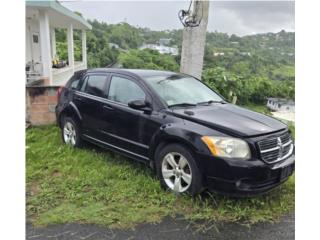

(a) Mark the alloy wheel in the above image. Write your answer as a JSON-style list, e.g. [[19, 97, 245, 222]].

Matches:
[[161, 152, 192, 193], [63, 121, 76, 146]]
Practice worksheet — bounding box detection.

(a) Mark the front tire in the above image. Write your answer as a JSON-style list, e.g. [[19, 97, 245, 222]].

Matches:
[[62, 117, 82, 148], [155, 143, 203, 196]]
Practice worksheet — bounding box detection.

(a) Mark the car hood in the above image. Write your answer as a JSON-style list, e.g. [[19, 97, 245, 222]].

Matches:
[[170, 103, 287, 137]]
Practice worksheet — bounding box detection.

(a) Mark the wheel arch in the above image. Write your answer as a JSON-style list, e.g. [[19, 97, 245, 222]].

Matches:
[[149, 132, 200, 170], [58, 102, 82, 128]]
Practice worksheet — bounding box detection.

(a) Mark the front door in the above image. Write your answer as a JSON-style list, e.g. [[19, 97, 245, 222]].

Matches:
[[101, 74, 151, 159], [31, 32, 41, 63]]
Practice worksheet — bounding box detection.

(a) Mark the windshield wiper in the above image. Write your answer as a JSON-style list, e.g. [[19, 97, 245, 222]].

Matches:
[[168, 103, 197, 108], [197, 100, 226, 105]]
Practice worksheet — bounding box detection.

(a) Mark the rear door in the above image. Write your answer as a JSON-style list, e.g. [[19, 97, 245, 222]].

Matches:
[[73, 73, 110, 139]]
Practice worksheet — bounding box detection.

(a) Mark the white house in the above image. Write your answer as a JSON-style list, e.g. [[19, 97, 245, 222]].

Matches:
[[139, 44, 179, 56], [213, 52, 225, 57], [108, 43, 120, 49], [159, 38, 171, 46], [26, 1, 92, 86], [267, 98, 295, 112], [267, 98, 295, 123]]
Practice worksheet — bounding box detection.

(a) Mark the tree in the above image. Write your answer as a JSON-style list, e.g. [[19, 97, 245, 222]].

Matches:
[[118, 49, 179, 71]]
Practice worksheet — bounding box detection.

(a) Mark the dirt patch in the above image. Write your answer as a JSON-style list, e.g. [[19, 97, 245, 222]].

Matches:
[[28, 183, 40, 196], [52, 170, 62, 178]]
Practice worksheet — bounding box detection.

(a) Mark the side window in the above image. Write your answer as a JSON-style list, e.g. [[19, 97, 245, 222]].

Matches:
[[108, 76, 146, 104], [81, 75, 108, 98], [80, 76, 88, 92]]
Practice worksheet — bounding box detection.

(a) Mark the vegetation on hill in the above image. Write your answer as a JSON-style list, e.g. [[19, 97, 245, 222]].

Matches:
[[118, 49, 179, 71], [54, 19, 294, 104]]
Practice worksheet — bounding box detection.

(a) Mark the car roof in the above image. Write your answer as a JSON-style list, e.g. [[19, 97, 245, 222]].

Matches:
[[85, 68, 180, 79]]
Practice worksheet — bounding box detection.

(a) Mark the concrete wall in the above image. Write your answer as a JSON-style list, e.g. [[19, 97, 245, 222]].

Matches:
[[26, 86, 59, 125]]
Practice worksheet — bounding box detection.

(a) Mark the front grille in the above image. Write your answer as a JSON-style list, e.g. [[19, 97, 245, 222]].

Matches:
[[258, 131, 294, 163]]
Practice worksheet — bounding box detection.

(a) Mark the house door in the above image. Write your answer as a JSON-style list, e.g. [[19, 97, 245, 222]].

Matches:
[[31, 32, 41, 63]]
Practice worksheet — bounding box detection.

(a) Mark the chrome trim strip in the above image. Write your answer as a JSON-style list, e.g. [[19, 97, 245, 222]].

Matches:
[[268, 143, 294, 164], [75, 91, 108, 103], [260, 146, 280, 153], [260, 140, 292, 153], [101, 130, 149, 149], [75, 91, 130, 108], [83, 134, 149, 160], [282, 140, 293, 147]]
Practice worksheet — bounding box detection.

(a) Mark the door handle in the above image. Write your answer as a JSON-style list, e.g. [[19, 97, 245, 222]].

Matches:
[[103, 104, 114, 111]]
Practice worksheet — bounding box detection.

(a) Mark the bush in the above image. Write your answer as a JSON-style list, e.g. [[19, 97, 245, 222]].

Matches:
[[118, 49, 179, 71]]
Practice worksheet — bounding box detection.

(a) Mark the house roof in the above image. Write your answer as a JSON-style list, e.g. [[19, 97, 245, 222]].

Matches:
[[26, 1, 92, 30]]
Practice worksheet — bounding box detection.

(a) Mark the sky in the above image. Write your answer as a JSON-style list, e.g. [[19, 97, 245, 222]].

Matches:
[[60, 0, 295, 36]]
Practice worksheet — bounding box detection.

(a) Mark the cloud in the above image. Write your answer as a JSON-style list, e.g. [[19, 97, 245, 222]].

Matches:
[[61, 0, 295, 36], [209, 1, 295, 35]]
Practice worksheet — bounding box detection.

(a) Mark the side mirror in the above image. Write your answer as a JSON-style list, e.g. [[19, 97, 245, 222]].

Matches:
[[128, 99, 152, 113]]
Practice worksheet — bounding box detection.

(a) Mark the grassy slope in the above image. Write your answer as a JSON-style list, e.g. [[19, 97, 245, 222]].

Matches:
[[26, 122, 295, 228]]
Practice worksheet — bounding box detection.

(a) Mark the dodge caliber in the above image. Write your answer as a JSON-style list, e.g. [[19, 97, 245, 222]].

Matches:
[[55, 69, 295, 197]]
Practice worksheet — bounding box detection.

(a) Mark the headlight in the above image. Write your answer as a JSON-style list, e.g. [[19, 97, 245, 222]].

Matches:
[[201, 136, 251, 160]]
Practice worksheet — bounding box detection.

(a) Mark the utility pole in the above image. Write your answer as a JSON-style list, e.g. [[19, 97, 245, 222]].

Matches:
[[180, 0, 209, 79]]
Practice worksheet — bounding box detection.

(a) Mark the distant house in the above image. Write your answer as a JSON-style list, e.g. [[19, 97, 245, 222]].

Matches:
[[108, 43, 120, 49], [267, 98, 295, 112], [139, 44, 179, 56], [240, 52, 251, 56], [213, 52, 225, 57], [159, 38, 171, 46]]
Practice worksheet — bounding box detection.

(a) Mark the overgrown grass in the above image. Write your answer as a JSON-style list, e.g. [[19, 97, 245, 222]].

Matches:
[[26, 125, 295, 229]]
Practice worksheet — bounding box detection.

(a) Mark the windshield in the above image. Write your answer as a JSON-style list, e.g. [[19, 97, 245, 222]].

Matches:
[[145, 75, 223, 107]]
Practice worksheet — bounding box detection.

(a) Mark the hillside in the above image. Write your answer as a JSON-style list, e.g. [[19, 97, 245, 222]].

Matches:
[[55, 20, 295, 104]]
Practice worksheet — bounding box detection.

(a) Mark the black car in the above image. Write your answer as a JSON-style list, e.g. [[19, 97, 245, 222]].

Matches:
[[56, 69, 294, 197]]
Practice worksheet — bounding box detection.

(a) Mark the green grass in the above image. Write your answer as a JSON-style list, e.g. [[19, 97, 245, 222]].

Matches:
[[26, 125, 295, 229]]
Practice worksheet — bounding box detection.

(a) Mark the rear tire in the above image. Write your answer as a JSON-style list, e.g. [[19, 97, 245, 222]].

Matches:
[[155, 143, 203, 196], [61, 117, 83, 148]]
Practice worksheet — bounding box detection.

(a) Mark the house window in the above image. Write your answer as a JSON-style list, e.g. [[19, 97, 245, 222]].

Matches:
[[33, 34, 38, 43]]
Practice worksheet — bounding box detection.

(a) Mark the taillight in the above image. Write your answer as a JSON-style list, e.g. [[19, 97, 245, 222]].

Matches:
[[57, 86, 64, 101]]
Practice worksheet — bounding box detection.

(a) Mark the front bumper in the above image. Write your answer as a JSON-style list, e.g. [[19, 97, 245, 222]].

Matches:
[[196, 152, 295, 197]]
